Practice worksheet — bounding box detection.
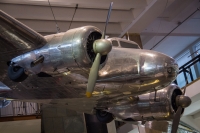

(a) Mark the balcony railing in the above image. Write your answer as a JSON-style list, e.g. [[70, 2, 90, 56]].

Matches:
[[174, 54, 200, 86]]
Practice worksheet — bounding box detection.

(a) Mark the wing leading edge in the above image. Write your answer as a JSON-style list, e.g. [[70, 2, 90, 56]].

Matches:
[[0, 10, 47, 61]]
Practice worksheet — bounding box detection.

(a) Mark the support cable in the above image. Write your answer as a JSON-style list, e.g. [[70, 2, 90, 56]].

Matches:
[[68, 4, 78, 30], [150, 7, 200, 50], [152, 0, 169, 46], [47, 0, 60, 33]]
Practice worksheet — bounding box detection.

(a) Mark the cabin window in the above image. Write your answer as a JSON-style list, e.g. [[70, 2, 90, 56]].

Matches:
[[120, 41, 140, 49], [112, 40, 119, 47]]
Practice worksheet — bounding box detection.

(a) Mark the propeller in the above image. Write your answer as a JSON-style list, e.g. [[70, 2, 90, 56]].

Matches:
[[86, 2, 113, 98], [171, 84, 191, 133]]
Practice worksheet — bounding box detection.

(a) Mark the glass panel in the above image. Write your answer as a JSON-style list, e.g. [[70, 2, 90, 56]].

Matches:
[[195, 42, 200, 54], [176, 50, 196, 87], [120, 41, 139, 49], [112, 40, 119, 47], [194, 42, 200, 77]]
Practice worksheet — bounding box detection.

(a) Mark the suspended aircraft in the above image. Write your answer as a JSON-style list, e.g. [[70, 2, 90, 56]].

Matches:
[[0, 2, 191, 133]]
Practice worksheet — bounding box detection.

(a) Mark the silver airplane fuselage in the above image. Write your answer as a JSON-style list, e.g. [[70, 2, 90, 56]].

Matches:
[[0, 9, 191, 128], [10, 26, 178, 97]]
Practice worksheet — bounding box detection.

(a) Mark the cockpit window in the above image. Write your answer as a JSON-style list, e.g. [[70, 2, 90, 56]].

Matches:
[[120, 41, 140, 49], [112, 40, 119, 47]]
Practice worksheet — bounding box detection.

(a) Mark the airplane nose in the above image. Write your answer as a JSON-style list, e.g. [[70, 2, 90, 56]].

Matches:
[[139, 50, 178, 81], [164, 57, 179, 80]]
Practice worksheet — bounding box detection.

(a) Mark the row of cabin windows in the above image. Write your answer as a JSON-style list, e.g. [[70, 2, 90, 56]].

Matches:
[[112, 40, 140, 49]]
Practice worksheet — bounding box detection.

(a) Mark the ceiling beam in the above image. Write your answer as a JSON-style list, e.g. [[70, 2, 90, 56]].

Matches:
[[119, 0, 158, 37], [17, 19, 122, 34], [0, 0, 148, 10], [142, 32, 200, 37], [119, 0, 176, 37], [0, 3, 133, 23], [161, 0, 198, 21], [119, 0, 169, 37]]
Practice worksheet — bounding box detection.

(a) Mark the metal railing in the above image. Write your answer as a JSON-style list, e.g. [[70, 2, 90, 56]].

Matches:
[[174, 54, 200, 86], [0, 101, 40, 117]]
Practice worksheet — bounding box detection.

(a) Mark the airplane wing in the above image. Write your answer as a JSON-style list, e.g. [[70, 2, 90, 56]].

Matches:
[[0, 10, 47, 62]]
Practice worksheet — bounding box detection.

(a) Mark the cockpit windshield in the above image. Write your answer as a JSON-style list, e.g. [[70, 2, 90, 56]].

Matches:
[[112, 40, 119, 47], [120, 41, 140, 49]]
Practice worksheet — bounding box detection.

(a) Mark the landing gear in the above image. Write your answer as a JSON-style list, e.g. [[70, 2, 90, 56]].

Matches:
[[8, 65, 28, 82], [96, 109, 114, 123]]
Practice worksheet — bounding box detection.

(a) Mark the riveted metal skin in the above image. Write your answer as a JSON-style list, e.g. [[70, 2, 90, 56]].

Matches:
[[9, 27, 178, 97], [9, 25, 178, 88], [0, 25, 180, 117], [0, 10, 46, 60], [96, 47, 178, 95], [2, 26, 178, 98], [11, 26, 102, 75], [0, 9, 193, 124], [105, 84, 183, 121]]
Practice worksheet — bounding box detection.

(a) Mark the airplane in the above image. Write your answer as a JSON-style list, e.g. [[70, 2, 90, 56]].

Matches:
[[0, 2, 192, 133]]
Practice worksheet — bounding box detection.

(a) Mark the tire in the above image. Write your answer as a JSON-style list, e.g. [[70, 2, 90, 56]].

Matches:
[[8, 65, 28, 82], [96, 110, 114, 123]]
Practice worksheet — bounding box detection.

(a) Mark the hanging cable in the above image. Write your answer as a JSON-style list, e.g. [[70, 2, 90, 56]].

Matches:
[[48, 0, 60, 33], [68, 4, 78, 30], [152, 0, 169, 47], [150, 7, 200, 50]]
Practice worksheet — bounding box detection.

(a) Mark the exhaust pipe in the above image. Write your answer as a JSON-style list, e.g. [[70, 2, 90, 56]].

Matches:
[[30, 55, 44, 67]]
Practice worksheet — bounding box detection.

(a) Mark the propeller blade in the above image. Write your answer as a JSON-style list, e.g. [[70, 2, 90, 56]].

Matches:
[[86, 2, 113, 98], [86, 53, 101, 98], [171, 106, 182, 133], [102, 2, 113, 39]]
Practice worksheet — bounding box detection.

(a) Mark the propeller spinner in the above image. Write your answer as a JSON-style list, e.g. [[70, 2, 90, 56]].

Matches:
[[86, 2, 113, 98]]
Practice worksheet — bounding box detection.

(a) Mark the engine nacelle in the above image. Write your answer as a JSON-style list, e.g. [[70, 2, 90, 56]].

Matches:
[[107, 84, 183, 121], [70, 26, 107, 68], [10, 26, 106, 76], [0, 100, 11, 108]]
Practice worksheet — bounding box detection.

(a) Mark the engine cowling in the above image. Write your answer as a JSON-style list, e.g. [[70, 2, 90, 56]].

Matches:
[[107, 84, 183, 121], [10, 26, 107, 76], [0, 100, 11, 108], [69, 26, 107, 70]]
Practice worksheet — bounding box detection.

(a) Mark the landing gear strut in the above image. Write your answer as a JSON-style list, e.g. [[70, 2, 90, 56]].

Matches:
[[96, 109, 114, 123], [8, 65, 28, 82]]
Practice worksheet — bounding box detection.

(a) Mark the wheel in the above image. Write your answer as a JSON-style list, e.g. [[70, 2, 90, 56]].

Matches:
[[8, 65, 28, 82], [96, 109, 114, 123]]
